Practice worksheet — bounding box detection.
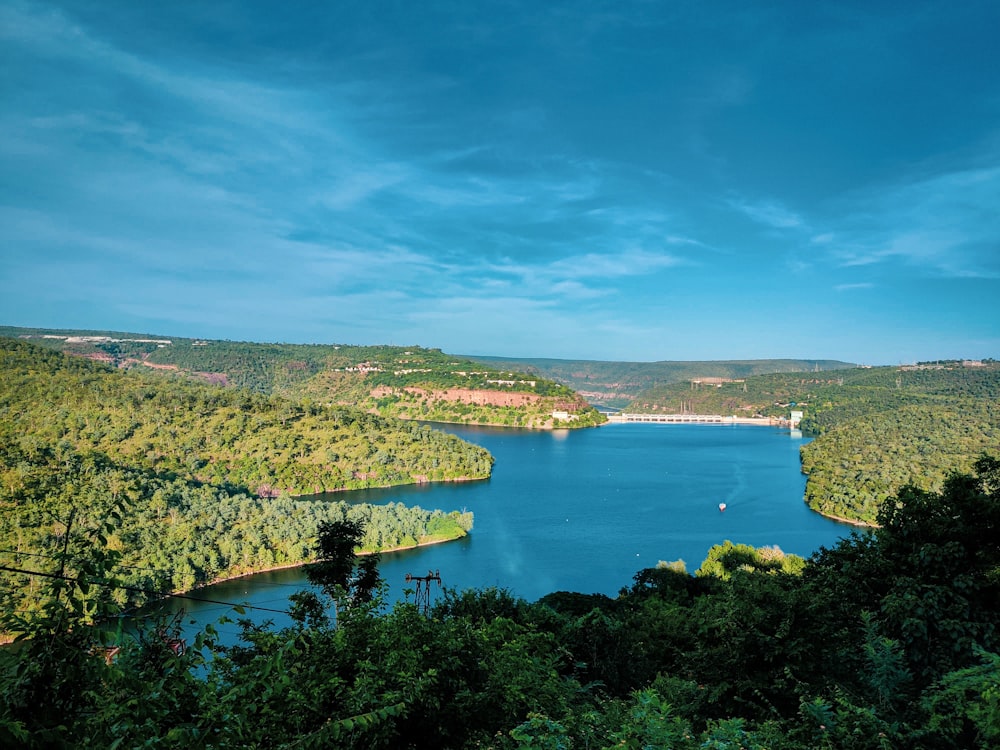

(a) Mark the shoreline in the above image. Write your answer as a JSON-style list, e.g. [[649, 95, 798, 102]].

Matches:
[[415, 419, 600, 431], [0, 536, 466, 645], [285, 473, 487, 499], [812, 508, 879, 528], [178, 534, 464, 594]]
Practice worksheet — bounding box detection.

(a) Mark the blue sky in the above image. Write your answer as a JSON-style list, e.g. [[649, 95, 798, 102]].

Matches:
[[1, 0, 998, 364]]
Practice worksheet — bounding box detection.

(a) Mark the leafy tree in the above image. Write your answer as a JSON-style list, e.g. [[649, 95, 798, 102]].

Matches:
[[306, 519, 382, 609], [918, 648, 1000, 748]]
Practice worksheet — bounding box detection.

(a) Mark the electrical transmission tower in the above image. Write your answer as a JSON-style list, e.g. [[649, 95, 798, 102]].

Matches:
[[405, 570, 442, 615]]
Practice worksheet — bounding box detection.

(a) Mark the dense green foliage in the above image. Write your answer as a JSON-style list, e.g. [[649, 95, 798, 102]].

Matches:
[[796, 364, 1000, 434], [802, 402, 1000, 523], [1, 337, 481, 624], [624, 362, 1000, 523], [1, 337, 492, 494], [3, 461, 998, 748], [794, 365, 999, 523], [469, 355, 855, 408], [0, 438, 473, 622]]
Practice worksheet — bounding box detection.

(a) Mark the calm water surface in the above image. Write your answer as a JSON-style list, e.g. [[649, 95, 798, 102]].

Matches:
[[147, 423, 856, 639]]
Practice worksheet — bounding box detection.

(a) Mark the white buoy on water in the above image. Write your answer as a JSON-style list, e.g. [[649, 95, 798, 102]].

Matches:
[[719, 502, 727, 512]]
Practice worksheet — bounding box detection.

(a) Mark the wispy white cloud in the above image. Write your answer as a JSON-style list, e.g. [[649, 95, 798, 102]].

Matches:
[[547, 249, 686, 280], [400, 177, 530, 209], [549, 280, 611, 300], [834, 282, 874, 292], [728, 197, 805, 229], [823, 162, 1000, 279], [477, 247, 688, 300], [318, 165, 411, 210]]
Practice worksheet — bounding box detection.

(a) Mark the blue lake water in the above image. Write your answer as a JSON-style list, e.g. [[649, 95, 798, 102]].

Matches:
[[145, 423, 858, 640]]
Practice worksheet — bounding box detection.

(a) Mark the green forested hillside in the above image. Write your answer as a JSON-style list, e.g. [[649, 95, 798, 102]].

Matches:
[[3, 460, 999, 748], [2, 327, 605, 428], [0, 337, 484, 620], [0, 337, 492, 494], [796, 364, 1000, 434], [625, 367, 880, 417], [792, 364, 999, 523], [801, 400, 1000, 523]]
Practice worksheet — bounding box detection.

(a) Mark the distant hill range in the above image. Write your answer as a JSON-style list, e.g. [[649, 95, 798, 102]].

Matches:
[[1, 326, 854, 412], [463, 356, 857, 408], [0, 326, 604, 429]]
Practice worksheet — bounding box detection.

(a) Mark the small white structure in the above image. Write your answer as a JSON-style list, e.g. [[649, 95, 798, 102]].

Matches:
[[790, 410, 804, 427]]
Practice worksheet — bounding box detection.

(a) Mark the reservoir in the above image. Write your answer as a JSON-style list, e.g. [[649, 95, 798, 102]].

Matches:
[[148, 423, 856, 639]]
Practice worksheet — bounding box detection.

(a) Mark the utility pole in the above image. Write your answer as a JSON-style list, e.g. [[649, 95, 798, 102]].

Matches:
[[405, 570, 442, 615]]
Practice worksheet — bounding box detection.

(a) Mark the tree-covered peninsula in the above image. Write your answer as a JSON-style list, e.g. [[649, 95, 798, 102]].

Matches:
[[0, 337, 492, 493], [0, 337, 483, 620]]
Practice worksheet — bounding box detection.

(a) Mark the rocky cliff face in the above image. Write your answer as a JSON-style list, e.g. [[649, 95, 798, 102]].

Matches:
[[372, 385, 589, 410], [403, 386, 542, 407]]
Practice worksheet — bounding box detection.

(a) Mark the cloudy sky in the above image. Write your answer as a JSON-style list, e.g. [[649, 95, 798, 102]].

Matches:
[[2, 0, 998, 363]]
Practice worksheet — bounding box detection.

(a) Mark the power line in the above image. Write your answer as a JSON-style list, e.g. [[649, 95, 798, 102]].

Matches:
[[0, 564, 291, 616], [0, 548, 173, 577], [0, 549, 309, 590]]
